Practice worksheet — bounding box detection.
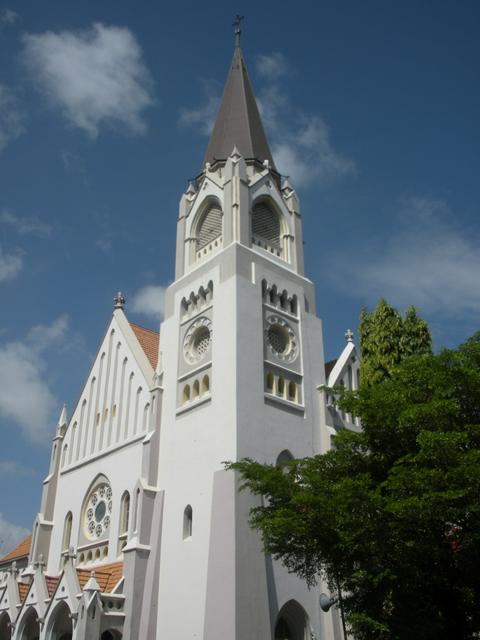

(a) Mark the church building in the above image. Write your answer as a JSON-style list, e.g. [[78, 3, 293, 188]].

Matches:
[[0, 25, 359, 640]]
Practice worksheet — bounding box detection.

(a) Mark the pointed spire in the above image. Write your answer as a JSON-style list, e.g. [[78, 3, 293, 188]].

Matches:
[[83, 571, 101, 593], [203, 24, 276, 171], [58, 404, 67, 428]]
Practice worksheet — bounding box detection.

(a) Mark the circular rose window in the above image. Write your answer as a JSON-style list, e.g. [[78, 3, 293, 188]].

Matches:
[[183, 317, 213, 364], [84, 482, 112, 540], [265, 316, 298, 363]]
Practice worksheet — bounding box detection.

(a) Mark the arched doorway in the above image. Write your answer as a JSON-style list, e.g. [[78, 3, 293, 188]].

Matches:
[[47, 601, 73, 640], [101, 630, 122, 640], [274, 600, 311, 640], [18, 607, 40, 640], [0, 612, 12, 640]]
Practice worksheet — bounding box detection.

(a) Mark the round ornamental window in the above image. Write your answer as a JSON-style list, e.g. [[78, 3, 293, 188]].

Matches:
[[267, 324, 290, 355], [265, 316, 298, 363], [183, 317, 213, 364], [193, 326, 210, 355], [84, 482, 113, 540]]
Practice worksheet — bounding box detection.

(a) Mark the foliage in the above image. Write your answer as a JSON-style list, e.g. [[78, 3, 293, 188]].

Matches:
[[227, 332, 480, 640], [359, 299, 432, 386]]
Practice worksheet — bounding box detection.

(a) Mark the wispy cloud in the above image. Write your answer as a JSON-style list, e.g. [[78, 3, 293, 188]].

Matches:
[[179, 51, 354, 187], [256, 51, 290, 81], [328, 197, 480, 316], [0, 513, 30, 556], [256, 53, 355, 186], [131, 284, 166, 321], [0, 460, 33, 476], [0, 315, 69, 441], [0, 84, 26, 152], [178, 79, 220, 136], [0, 210, 52, 237], [272, 115, 356, 186], [0, 246, 23, 282], [0, 8, 19, 28], [22, 23, 154, 138]]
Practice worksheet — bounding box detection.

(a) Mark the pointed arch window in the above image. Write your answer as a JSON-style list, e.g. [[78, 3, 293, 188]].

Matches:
[[118, 491, 130, 555], [195, 202, 223, 258], [62, 511, 73, 554], [251, 200, 283, 256]]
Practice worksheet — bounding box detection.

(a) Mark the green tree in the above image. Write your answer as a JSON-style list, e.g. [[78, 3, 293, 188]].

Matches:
[[227, 333, 480, 640], [360, 299, 432, 386]]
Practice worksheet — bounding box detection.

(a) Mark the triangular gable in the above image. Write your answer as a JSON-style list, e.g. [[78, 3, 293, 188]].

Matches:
[[66, 310, 156, 425], [327, 341, 358, 387]]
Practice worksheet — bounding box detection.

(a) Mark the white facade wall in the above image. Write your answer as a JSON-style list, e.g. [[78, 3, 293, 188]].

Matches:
[[45, 311, 154, 575]]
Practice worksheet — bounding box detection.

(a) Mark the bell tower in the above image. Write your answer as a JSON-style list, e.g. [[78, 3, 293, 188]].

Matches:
[[150, 24, 337, 640]]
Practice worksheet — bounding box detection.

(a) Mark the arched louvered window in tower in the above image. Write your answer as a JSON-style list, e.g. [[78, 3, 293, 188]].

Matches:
[[195, 203, 223, 258], [251, 201, 282, 256]]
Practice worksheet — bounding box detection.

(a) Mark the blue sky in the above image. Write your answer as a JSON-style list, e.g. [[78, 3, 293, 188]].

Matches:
[[0, 0, 479, 550]]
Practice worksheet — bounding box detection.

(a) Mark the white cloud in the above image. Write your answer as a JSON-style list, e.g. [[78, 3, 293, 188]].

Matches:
[[0, 513, 30, 556], [0, 84, 26, 152], [22, 23, 154, 137], [0, 316, 69, 441], [0, 245, 23, 281], [178, 80, 220, 135], [131, 285, 166, 321], [328, 197, 480, 316], [0, 460, 33, 476], [256, 52, 290, 80], [272, 115, 355, 186], [0, 8, 19, 28], [0, 210, 52, 237]]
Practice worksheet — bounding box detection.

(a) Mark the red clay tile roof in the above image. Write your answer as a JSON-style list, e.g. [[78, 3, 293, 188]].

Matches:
[[325, 359, 338, 379], [130, 323, 159, 370], [76, 561, 123, 593], [45, 575, 61, 598], [0, 534, 31, 563], [18, 582, 30, 603]]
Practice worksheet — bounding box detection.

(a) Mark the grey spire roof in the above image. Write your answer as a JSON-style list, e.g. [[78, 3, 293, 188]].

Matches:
[[203, 45, 276, 170]]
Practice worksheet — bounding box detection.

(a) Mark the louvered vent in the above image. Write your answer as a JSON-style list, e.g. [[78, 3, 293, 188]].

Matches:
[[252, 202, 281, 247], [196, 205, 222, 252]]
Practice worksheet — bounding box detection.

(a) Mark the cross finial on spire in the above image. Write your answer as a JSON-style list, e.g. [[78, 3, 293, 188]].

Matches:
[[233, 15, 244, 48], [345, 329, 354, 343], [114, 291, 126, 309]]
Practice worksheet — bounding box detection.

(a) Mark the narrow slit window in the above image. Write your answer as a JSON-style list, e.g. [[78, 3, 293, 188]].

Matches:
[[202, 375, 210, 394], [288, 381, 297, 401], [183, 505, 193, 539], [266, 372, 274, 393], [193, 380, 200, 398]]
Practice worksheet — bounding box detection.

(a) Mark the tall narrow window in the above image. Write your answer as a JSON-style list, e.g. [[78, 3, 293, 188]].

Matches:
[[62, 512, 73, 555], [118, 492, 130, 555], [278, 377, 286, 398], [266, 372, 274, 393], [183, 505, 193, 539], [61, 444, 68, 467]]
